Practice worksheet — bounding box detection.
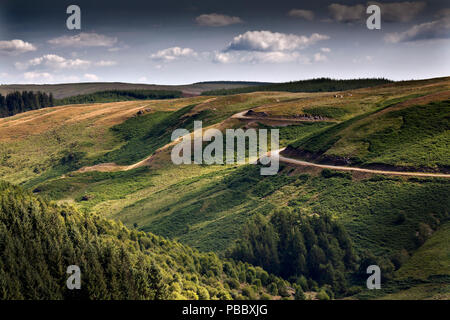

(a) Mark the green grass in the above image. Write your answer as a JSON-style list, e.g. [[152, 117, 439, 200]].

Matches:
[[36, 158, 450, 258], [376, 283, 450, 300], [354, 277, 450, 300], [33, 167, 156, 204], [102, 165, 291, 252], [0, 122, 119, 186], [396, 222, 450, 280], [269, 122, 334, 146], [94, 92, 301, 166], [360, 101, 450, 168], [94, 107, 197, 165], [298, 175, 450, 255], [302, 106, 350, 119], [290, 99, 450, 169]]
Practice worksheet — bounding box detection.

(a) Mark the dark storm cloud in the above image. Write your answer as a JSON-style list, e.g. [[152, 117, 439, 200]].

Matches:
[[1, 0, 448, 33], [195, 13, 243, 27], [385, 14, 450, 42]]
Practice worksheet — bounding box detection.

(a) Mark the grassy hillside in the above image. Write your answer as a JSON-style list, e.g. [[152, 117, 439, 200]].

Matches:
[[31, 160, 450, 299], [0, 96, 210, 185], [355, 222, 450, 300], [0, 91, 301, 186], [396, 222, 450, 281], [287, 93, 450, 171], [34, 161, 450, 255], [0, 77, 449, 300], [2, 78, 448, 254], [0, 180, 295, 300]]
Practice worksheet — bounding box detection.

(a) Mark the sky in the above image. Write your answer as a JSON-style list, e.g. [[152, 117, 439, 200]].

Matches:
[[0, 0, 449, 84]]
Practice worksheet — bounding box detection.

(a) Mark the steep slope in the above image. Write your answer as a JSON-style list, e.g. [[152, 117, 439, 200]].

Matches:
[[357, 222, 450, 300], [285, 92, 450, 171], [0, 96, 209, 184], [396, 222, 450, 281], [0, 181, 291, 300]]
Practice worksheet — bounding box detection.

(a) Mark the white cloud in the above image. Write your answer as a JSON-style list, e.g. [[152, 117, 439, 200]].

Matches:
[[84, 73, 99, 81], [329, 2, 426, 23], [94, 60, 117, 67], [16, 54, 91, 70], [288, 9, 315, 21], [244, 51, 308, 64], [321, 47, 331, 53], [196, 13, 243, 27], [385, 16, 450, 43], [225, 31, 329, 52], [150, 47, 197, 62], [138, 76, 148, 82], [212, 51, 309, 64], [24, 72, 53, 81], [328, 3, 365, 23], [369, 1, 426, 22], [0, 40, 36, 55], [0, 72, 9, 77], [48, 33, 118, 47], [16, 55, 116, 70], [313, 52, 328, 62], [213, 30, 328, 65], [212, 52, 234, 64]]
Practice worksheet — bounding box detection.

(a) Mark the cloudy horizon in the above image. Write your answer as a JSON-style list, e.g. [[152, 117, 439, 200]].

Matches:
[[0, 0, 449, 85]]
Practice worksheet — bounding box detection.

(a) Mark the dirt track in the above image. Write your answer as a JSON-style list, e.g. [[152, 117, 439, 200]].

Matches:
[[77, 110, 450, 178], [231, 110, 334, 123], [273, 149, 450, 178]]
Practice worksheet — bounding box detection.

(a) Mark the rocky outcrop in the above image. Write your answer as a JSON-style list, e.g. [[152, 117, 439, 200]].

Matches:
[[245, 109, 269, 117], [135, 108, 152, 116]]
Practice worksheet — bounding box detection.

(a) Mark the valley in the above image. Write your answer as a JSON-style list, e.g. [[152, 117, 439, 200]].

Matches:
[[1, 77, 449, 300]]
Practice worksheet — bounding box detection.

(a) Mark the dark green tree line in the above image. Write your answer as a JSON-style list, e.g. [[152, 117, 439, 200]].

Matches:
[[202, 78, 392, 95], [228, 209, 357, 294], [0, 91, 54, 118], [0, 181, 291, 300], [55, 89, 182, 106]]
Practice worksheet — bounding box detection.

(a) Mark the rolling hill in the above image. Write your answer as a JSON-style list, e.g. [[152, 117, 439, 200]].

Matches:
[[285, 90, 450, 171], [0, 81, 268, 99], [0, 76, 449, 300]]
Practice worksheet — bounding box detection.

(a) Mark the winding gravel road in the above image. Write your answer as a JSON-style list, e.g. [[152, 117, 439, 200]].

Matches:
[[77, 108, 450, 178], [270, 148, 450, 178]]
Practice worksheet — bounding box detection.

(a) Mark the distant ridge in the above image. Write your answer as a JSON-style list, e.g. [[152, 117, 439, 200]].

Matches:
[[0, 81, 267, 99], [194, 81, 273, 86], [201, 78, 394, 95]]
